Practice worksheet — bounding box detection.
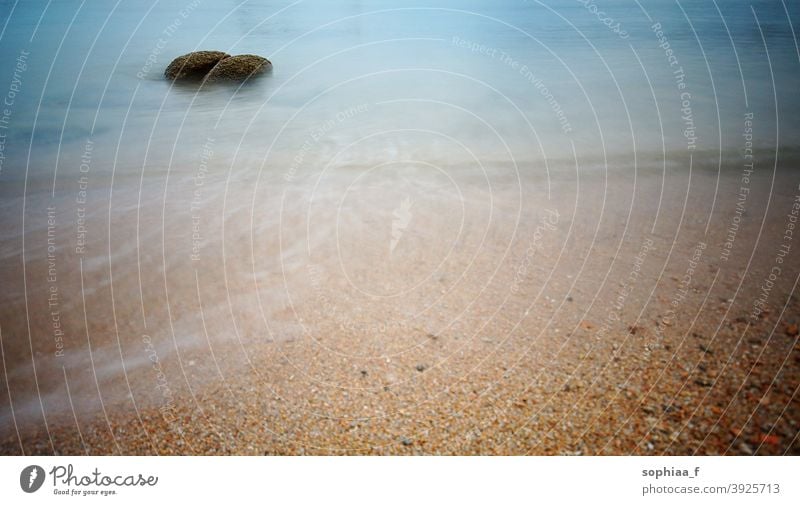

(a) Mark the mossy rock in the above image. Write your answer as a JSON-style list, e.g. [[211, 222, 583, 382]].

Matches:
[[202, 54, 272, 83], [165, 51, 231, 81]]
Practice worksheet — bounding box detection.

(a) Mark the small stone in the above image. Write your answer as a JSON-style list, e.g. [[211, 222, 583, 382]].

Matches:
[[415, 364, 427, 372], [400, 437, 413, 446]]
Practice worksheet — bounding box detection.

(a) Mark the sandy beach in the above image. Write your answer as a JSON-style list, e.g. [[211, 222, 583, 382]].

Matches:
[[2, 156, 798, 455]]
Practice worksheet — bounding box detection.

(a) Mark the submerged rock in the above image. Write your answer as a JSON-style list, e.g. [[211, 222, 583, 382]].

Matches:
[[202, 54, 272, 83], [164, 51, 230, 81]]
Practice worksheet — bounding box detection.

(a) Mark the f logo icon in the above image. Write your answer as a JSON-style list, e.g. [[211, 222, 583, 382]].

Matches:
[[20, 465, 45, 493]]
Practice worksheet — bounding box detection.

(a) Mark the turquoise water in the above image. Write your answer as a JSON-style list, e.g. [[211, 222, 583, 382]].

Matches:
[[0, 0, 798, 184]]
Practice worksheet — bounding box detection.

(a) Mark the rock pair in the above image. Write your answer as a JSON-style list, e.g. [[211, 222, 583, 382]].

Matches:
[[164, 51, 271, 83]]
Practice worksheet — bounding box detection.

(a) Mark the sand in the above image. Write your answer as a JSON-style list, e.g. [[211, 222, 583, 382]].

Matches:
[[1, 158, 799, 455]]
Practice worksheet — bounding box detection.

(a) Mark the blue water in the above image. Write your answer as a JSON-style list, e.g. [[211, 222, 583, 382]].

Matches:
[[0, 0, 798, 185]]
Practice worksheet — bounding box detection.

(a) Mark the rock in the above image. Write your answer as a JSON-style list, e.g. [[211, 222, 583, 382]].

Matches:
[[415, 364, 427, 372], [165, 51, 230, 81], [203, 54, 272, 83], [400, 436, 413, 446]]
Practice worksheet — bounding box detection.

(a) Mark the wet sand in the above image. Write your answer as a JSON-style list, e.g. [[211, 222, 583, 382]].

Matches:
[[1, 159, 799, 455]]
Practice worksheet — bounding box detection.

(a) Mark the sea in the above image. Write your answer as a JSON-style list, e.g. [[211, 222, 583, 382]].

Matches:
[[0, 0, 798, 190]]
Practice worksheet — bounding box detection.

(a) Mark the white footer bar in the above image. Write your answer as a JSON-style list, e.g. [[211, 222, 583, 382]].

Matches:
[[1, 456, 797, 504]]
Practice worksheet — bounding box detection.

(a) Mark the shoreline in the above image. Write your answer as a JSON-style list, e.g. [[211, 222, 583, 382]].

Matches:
[[1, 163, 799, 455]]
